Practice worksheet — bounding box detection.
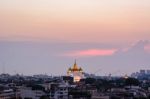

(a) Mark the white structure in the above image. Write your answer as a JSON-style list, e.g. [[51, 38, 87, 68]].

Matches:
[[50, 82, 69, 99]]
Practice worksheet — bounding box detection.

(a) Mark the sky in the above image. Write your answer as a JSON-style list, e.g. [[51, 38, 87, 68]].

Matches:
[[0, 0, 150, 76]]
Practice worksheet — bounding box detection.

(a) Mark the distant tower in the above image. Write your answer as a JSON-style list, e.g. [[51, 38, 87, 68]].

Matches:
[[67, 60, 84, 82]]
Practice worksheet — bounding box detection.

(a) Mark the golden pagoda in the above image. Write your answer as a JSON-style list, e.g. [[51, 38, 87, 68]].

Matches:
[[67, 60, 84, 82]]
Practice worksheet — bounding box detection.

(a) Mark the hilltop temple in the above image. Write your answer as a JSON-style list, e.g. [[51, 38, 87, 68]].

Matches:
[[67, 60, 84, 82]]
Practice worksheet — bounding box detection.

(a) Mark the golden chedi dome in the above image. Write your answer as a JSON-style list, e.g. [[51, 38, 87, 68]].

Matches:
[[67, 60, 84, 82]]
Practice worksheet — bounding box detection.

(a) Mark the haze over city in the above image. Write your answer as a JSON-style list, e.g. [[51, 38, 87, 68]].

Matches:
[[0, 0, 150, 76]]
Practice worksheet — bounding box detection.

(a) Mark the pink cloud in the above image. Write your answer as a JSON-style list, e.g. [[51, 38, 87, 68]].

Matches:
[[64, 49, 117, 57], [144, 44, 150, 53]]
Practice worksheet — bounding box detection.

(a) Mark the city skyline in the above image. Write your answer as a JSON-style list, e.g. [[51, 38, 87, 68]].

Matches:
[[0, 0, 150, 76]]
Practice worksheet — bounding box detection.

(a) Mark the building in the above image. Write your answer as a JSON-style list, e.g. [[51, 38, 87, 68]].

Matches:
[[20, 87, 46, 99], [140, 70, 146, 75], [49, 82, 69, 99], [54, 82, 69, 99], [147, 70, 150, 74], [67, 60, 84, 82], [0, 89, 20, 99]]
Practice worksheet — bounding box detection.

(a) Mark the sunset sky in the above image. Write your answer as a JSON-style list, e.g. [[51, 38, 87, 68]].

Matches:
[[0, 0, 150, 76]]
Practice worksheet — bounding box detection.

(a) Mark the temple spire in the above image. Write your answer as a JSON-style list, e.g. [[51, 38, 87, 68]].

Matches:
[[74, 59, 76, 65], [73, 59, 78, 70]]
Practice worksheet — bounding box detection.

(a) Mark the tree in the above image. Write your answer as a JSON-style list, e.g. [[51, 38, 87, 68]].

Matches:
[[85, 78, 96, 84], [125, 77, 140, 86]]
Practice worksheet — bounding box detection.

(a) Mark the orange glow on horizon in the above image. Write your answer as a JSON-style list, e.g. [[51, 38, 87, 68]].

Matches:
[[0, 0, 150, 43]]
